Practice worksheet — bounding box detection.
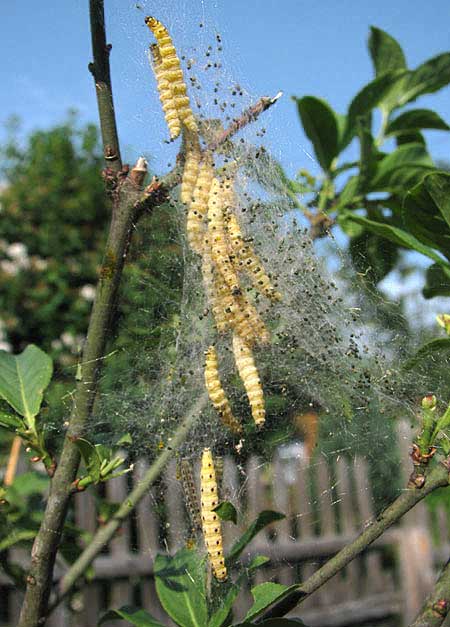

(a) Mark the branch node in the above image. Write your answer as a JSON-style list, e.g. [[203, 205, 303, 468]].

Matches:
[[432, 599, 448, 618], [104, 144, 118, 160]]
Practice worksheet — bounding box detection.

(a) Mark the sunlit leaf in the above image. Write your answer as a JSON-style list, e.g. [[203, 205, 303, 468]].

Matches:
[[213, 501, 238, 524], [154, 548, 207, 627], [340, 213, 450, 270], [243, 582, 300, 622], [368, 27, 407, 76], [294, 96, 340, 171], [0, 345, 52, 421], [98, 606, 165, 626], [386, 109, 450, 135]]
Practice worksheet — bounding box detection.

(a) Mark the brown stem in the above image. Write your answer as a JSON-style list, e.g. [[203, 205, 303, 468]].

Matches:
[[257, 462, 450, 622]]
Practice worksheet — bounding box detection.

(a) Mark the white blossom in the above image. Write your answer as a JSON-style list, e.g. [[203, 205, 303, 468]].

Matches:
[[80, 284, 96, 301]]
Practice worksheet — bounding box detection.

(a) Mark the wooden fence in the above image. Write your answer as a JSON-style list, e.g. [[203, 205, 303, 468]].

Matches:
[[2, 423, 449, 627]]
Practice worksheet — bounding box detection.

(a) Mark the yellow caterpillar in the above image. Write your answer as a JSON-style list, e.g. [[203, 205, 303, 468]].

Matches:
[[205, 346, 242, 435], [145, 17, 197, 133], [179, 459, 202, 532], [149, 44, 181, 140], [201, 245, 231, 333], [209, 266, 269, 345], [208, 178, 241, 296], [232, 333, 265, 428], [180, 131, 201, 205], [224, 206, 281, 302], [187, 157, 214, 254], [200, 448, 227, 581]]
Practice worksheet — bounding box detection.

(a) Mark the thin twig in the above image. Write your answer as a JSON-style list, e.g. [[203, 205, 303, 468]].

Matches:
[[410, 558, 450, 626], [88, 0, 122, 170], [256, 461, 450, 622], [206, 91, 283, 153], [4, 435, 22, 486], [47, 393, 208, 613]]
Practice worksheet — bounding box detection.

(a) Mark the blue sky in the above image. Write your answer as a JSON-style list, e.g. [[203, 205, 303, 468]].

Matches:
[[2, 0, 450, 176]]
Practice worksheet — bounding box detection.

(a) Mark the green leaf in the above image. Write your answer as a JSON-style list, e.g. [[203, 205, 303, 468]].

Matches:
[[154, 548, 207, 627], [399, 53, 450, 107], [208, 576, 244, 627], [357, 115, 379, 193], [370, 143, 433, 190], [423, 264, 450, 299], [6, 472, 49, 499], [349, 231, 399, 284], [227, 511, 285, 563], [0, 345, 52, 422], [342, 71, 407, 147], [383, 53, 450, 112], [368, 27, 407, 76], [248, 555, 270, 570], [396, 131, 426, 146], [0, 529, 37, 552], [334, 176, 360, 214], [243, 582, 300, 622], [424, 172, 450, 230], [340, 213, 450, 270], [404, 338, 450, 370], [98, 606, 165, 626], [213, 501, 237, 525], [0, 410, 24, 431], [115, 432, 133, 446], [75, 438, 102, 484], [386, 109, 450, 135], [294, 97, 340, 171], [403, 172, 450, 256], [235, 621, 308, 627]]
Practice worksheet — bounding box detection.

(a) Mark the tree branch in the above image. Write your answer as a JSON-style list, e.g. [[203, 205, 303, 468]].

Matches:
[[410, 558, 450, 627], [48, 392, 208, 613], [17, 3, 134, 625], [257, 461, 450, 622], [88, 0, 122, 170], [205, 91, 283, 153]]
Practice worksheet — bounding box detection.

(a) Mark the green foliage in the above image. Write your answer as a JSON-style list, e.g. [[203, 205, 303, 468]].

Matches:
[[0, 116, 108, 357], [74, 435, 132, 489], [243, 583, 300, 623], [102, 511, 283, 627], [213, 501, 238, 524], [0, 344, 53, 469], [99, 607, 165, 626], [289, 26, 450, 299]]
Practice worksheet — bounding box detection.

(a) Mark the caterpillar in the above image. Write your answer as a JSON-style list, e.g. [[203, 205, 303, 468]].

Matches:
[[180, 131, 201, 205], [204, 346, 242, 435], [200, 448, 227, 581], [187, 156, 214, 254], [149, 44, 181, 140], [178, 459, 202, 532], [145, 17, 197, 133], [209, 265, 269, 345], [232, 333, 265, 428], [208, 178, 241, 296], [201, 245, 231, 333], [224, 206, 281, 302]]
